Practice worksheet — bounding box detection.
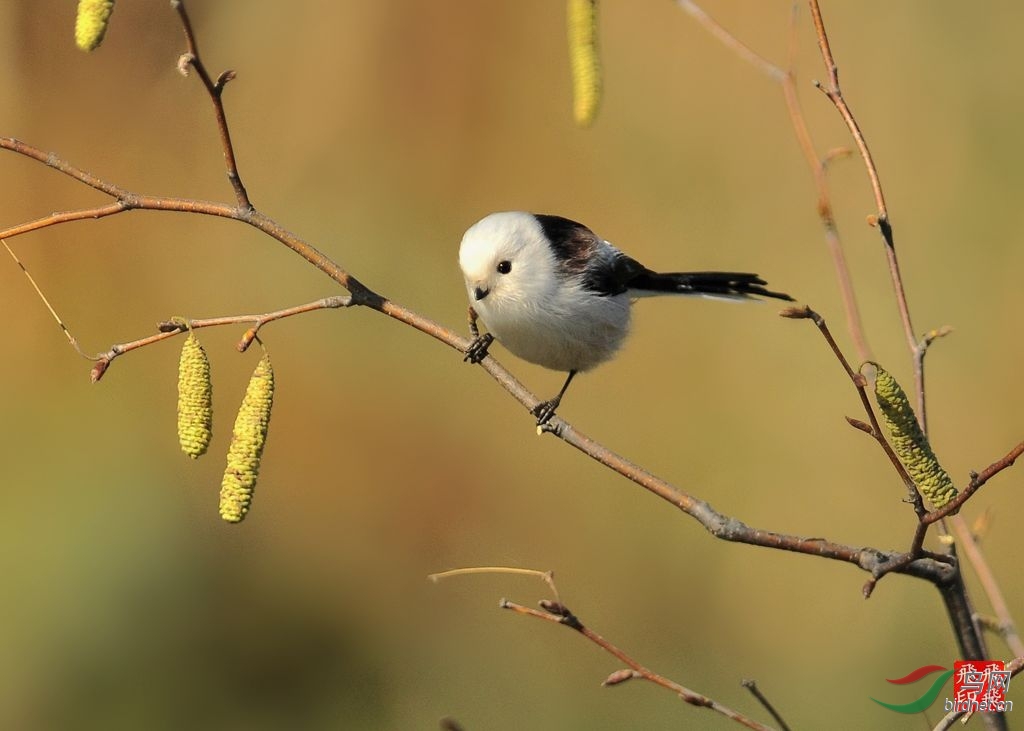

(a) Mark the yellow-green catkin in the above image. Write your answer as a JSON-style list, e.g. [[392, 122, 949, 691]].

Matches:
[[177, 332, 213, 459], [566, 0, 601, 128], [219, 355, 274, 523], [874, 365, 957, 509], [75, 0, 115, 52]]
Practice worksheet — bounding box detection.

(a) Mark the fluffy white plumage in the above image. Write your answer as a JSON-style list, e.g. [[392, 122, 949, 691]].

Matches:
[[459, 212, 630, 373], [458, 211, 792, 422]]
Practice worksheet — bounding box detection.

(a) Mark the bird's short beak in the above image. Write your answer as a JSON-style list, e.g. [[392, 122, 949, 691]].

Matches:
[[473, 286, 489, 301]]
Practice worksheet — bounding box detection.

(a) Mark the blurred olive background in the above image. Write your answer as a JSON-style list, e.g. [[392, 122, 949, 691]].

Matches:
[[1, 2, 1022, 729]]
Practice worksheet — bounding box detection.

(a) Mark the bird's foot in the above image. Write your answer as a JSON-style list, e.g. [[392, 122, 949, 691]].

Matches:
[[463, 333, 494, 364], [531, 397, 561, 426]]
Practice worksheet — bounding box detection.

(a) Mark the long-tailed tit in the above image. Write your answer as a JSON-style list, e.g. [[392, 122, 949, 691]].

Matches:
[[459, 211, 793, 424]]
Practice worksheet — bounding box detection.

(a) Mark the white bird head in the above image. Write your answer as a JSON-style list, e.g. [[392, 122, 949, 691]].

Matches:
[[458, 211, 559, 312]]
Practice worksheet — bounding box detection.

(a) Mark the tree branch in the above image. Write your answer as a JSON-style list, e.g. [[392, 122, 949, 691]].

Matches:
[[171, 0, 250, 208], [676, 0, 872, 363], [501, 598, 777, 730]]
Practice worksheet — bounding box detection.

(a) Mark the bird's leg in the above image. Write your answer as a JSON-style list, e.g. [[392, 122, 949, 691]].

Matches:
[[463, 306, 494, 364], [532, 371, 577, 425]]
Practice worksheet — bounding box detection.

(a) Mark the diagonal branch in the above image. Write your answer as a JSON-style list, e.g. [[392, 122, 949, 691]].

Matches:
[[502, 598, 778, 730], [780, 306, 923, 516], [805, 0, 928, 426], [806, 1, 888, 225], [1, 132, 959, 589]]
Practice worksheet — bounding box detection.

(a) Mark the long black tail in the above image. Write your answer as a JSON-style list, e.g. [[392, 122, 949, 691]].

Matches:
[[628, 270, 794, 302]]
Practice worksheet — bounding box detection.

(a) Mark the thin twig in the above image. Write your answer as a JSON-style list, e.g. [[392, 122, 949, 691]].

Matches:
[[806, 1, 887, 223], [741, 680, 791, 731], [919, 440, 1024, 527], [501, 598, 776, 731], [781, 303, 1020, 617], [931, 441, 1024, 658], [950, 516, 1024, 658], [673, 0, 784, 81], [89, 296, 353, 380], [676, 0, 872, 363], [797, 9, 1012, 683], [0, 137, 372, 300], [1, 238, 91, 359], [781, 3, 870, 362], [805, 0, 926, 427], [429, 566, 561, 606], [780, 306, 923, 517], [172, 0, 250, 208]]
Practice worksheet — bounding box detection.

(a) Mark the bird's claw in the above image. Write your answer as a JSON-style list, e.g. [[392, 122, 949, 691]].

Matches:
[[464, 333, 494, 364], [531, 398, 559, 426]]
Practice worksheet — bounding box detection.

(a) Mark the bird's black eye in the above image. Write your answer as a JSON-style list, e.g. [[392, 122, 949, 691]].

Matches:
[[496, 260, 512, 274]]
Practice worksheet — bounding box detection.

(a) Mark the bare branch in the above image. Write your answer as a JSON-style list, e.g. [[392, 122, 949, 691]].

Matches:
[[2, 238, 92, 360], [805, 0, 932, 427], [501, 598, 777, 730], [171, 0, 250, 208], [742, 680, 791, 731], [3, 124, 967, 591], [782, 307, 925, 517], [673, 1, 784, 81], [918, 440, 1024, 527], [676, 1, 872, 363], [89, 296, 354, 381], [807, 1, 888, 225]]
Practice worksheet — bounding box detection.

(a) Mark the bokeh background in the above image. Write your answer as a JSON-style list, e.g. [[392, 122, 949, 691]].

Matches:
[[1, 2, 1022, 729]]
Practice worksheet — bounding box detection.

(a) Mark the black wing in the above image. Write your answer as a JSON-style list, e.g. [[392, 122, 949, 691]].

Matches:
[[533, 214, 793, 301], [533, 214, 644, 297]]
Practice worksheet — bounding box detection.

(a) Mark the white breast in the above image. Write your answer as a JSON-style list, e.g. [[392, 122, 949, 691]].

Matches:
[[476, 282, 631, 373]]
